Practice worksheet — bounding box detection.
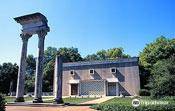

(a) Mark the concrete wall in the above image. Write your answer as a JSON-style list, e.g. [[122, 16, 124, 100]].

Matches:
[[62, 58, 140, 96]]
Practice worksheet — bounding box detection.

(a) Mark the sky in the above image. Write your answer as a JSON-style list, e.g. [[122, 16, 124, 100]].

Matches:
[[0, 0, 174, 64]]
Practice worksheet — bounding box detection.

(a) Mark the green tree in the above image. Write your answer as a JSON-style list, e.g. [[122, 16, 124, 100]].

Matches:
[[43, 60, 55, 92], [57, 47, 83, 62], [139, 36, 175, 89], [84, 47, 130, 61], [26, 55, 36, 75], [25, 74, 35, 93], [44, 47, 57, 64], [96, 50, 107, 60], [0, 63, 18, 94], [140, 36, 175, 71], [42, 47, 83, 92], [149, 57, 175, 98], [84, 54, 100, 61]]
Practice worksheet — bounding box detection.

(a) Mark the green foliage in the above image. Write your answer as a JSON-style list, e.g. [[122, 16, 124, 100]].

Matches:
[[84, 54, 99, 61], [24, 74, 35, 93], [0, 63, 18, 94], [26, 55, 36, 75], [43, 61, 55, 92], [139, 36, 175, 71], [148, 58, 175, 98], [139, 36, 175, 90], [0, 94, 6, 111], [139, 89, 150, 96], [44, 47, 57, 64], [91, 104, 175, 111], [85, 47, 130, 61], [91, 97, 175, 111], [57, 47, 83, 62], [43, 47, 83, 92]]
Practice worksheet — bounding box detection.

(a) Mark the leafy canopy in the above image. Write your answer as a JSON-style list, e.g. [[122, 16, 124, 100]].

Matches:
[[139, 36, 175, 71], [85, 47, 130, 61]]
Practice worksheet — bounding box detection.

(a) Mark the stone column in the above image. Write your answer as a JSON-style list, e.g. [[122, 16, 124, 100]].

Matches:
[[33, 30, 47, 103], [15, 34, 31, 102], [54, 55, 63, 104]]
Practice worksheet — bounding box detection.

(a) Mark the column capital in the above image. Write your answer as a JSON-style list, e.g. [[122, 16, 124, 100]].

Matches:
[[20, 33, 32, 42], [37, 30, 47, 38]]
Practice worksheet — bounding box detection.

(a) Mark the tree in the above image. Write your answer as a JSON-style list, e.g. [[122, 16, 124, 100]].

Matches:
[[148, 57, 175, 98], [44, 47, 57, 64], [139, 36, 175, 89], [42, 47, 83, 92], [0, 63, 18, 94], [26, 55, 36, 75], [57, 47, 83, 62], [84, 54, 100, 61], [84, 47, 130, 61], [96, 50, 107, 60], [25, 74, 35, 93], [43, 60, 55, 92], [140, 36, 175, 71]]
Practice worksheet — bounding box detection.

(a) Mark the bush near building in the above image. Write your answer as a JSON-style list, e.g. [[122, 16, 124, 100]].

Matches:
[[139, 89, 150, 96]]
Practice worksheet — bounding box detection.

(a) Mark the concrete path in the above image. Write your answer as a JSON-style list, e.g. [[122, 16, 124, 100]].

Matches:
[[6, 106, 96, 111], [81, 96, 114, 104]]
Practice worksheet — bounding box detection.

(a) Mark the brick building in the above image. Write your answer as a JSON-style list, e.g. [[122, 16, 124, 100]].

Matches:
[[62, 57, 140, 96]]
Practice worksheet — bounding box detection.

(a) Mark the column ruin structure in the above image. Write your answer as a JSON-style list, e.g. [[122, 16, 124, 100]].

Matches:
[[14, 13, 50, 103]]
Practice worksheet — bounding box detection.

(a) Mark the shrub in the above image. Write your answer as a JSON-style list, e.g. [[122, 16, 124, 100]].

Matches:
[[91, 104, 175, 111], [139, 89, 150, 96], [0, 94, 6, 111]]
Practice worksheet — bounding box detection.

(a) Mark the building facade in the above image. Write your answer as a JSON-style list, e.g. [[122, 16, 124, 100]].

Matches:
[[62, 57, 140, 97]]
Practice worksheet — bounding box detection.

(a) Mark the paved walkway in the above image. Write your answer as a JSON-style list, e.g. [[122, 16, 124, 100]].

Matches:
[[81, 96, 114, 104], [6, 96, 114, 111], [6, 106, 96, 111]]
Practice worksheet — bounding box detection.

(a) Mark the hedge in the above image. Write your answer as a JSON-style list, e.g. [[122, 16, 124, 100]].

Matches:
[[91, 104, 175, 111], [139, 89, 150, 96], [0, 94, 5, 111]]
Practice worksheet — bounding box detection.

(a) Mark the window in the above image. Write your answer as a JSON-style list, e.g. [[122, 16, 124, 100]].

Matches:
[[89, 69, 94, 74], [111, 68, 116, 73], [70, 70, 75, 75]]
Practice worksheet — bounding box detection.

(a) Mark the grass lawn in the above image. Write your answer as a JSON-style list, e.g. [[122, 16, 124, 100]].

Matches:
[[99, 96, 175, 106], [91, 97, 175, 111], [5, 96, 53, 103], [100, 97, 132, 106], [44, 97, 97, 104], [5, 96, 97, 104]]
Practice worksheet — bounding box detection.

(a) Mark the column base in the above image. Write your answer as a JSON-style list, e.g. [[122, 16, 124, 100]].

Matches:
[[14, 97, 25, 102], [33, 98, 43, 103], [53, 98, 64, 104]]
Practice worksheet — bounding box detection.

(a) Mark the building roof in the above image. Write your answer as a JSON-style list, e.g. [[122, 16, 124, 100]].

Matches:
[[63, 57, 138, 68]]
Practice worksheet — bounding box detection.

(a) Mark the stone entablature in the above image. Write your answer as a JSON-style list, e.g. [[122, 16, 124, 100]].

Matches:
[[14, 13, 49, 35]]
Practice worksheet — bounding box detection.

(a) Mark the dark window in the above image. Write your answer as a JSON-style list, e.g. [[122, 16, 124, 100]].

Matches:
[[89, 69, 94, 74], [111, 68, 116, 73], [70, 70, 74, 75]]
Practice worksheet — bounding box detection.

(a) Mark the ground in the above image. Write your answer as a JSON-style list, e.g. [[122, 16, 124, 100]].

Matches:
[[6, 96, 175, 111], [5, 96, 100, 111], [6, 106, 95, 111], [5, 96, 97, 104]]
